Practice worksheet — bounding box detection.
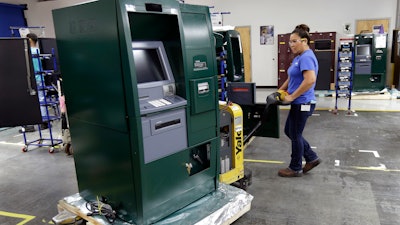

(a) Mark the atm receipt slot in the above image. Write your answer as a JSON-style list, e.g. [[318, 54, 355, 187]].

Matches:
[[198, 82, 209, 94]]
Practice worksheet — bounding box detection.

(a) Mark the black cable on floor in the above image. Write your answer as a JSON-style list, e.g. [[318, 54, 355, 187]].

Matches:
[[85, 197, 136, 225], [86, 201, 116, 223]]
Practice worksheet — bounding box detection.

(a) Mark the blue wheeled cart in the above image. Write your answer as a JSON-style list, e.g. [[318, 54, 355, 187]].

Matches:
[[21, 121, 62, 153], [21, 47, 62, 153]]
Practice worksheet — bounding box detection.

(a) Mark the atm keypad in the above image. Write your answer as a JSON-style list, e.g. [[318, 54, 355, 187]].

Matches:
[[148, 98, 172, 107]]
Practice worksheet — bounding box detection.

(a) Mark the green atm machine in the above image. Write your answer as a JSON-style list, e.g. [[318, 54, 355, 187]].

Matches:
[[53, 1, 219, 224], [353, 33, 388, 91], [214, 30, 245, 82]]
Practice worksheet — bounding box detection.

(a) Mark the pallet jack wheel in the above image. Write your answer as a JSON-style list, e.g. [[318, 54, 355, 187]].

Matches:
[[22, 146, 28, 152], [49, 147, 55, 153], [238, 178, 248, 190], [240, 168, 253, 190], [244, 168, 253, 186], [233, 169, 253, 191]]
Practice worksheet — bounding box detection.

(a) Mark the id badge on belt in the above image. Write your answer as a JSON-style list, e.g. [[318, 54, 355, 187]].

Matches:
[[301, 104, 311, 112]]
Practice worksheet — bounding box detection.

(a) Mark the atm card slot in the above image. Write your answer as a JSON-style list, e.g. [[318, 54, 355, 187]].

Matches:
[[149, 109, 186, 135], [155, 119, 181, 130]]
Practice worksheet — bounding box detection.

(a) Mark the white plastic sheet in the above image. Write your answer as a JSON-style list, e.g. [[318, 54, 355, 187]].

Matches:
[[60, 183, 253, 225]]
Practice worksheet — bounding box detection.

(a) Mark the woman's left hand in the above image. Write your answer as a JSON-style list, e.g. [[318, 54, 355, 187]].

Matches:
[[284, 94, 295, 102]]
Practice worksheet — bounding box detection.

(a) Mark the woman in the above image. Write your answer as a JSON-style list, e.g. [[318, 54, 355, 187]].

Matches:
[[278, 24, 321, 177]]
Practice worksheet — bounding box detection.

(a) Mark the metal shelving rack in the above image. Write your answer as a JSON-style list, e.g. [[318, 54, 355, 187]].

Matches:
[[214, 32, 228, 101], [22, 48, 62, 153], [218, 50, 228, 101], [333, 38, 354, 115]]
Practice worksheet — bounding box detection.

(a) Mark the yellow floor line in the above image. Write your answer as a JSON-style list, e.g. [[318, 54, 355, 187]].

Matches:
[[352, 166, 400, 172], [350, 109, 400, 112], [317, 108, 400, 112], [244, 159, 284, 164], [0, 141, 24, 146], [0, 211, 36, 225], [280, 107, 400, 112], [245, 159, 400, 172]]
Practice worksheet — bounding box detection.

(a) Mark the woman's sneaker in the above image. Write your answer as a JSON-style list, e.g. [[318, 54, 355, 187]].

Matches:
[[303, 158, 322, 174], [278, 168, 303, 177]]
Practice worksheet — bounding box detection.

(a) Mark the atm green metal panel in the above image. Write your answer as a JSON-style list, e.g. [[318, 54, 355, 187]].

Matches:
[[353, 33, 388, 91], [53, 1, 219, 224], [180, 4, 219, 146]]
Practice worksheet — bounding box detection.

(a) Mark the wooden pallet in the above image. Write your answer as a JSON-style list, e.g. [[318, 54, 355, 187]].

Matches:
[[56, 199, 104, 225], [54, 183, 253, 225]]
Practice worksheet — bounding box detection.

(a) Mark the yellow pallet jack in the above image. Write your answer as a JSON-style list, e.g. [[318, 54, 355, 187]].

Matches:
[[218, 90, 287, 189], [219, 101, 252, 190]]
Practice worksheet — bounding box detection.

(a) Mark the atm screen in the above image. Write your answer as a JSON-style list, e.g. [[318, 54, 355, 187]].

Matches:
[[132, 41, 177, 106], [356, 45, 371, 56], [133, 48, 167, 83]]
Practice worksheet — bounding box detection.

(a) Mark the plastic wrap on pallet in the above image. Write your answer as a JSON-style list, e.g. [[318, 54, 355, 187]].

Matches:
[[155, 183, 253, 225], [62, 193, 121, 225], [60, 183, 253, 225]]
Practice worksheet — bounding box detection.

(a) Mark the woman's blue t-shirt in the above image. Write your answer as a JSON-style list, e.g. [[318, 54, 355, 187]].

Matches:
[[287, 49, 318, 104]]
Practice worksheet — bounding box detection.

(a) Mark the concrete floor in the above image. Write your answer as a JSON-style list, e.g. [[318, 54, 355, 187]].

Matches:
[[0, 124, 77, 225], [0, 94, 399, 224], [233, 110, 400, 225]]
